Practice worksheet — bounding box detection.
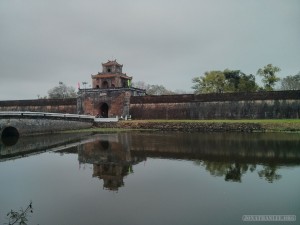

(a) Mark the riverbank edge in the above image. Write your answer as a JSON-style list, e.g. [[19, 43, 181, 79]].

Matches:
[[90, 120, 300, 133]]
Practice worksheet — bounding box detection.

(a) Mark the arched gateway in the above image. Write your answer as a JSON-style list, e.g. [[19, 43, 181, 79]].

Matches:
[[100, 103, 109, 118], [77, 60, 146, 118]]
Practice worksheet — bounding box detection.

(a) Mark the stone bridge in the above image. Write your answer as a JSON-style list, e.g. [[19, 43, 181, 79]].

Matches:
[[0, 111, 95, 141]]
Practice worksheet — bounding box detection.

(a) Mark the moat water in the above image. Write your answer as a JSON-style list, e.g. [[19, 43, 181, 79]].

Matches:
[[0, 131, 299, 225]]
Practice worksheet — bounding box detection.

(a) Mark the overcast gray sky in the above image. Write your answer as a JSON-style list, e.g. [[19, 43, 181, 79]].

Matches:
[[0, 0, 299, 100]]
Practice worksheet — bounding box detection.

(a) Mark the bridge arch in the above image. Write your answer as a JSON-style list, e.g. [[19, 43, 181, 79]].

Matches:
[[0, 112, 94, 137], [1, 126, 19, 146]]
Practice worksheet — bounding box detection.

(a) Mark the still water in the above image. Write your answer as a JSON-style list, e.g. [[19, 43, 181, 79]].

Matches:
[[0, 131, 299, 225]]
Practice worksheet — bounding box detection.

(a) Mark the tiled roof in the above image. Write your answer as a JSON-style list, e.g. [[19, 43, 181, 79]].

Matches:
[[92, 73, 132, 79], [102, 60, 123, 67]]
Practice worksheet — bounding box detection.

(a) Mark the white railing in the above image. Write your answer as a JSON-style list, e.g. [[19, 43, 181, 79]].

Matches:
[[0, 111, 130, 122], [94, 116, 119, 122]]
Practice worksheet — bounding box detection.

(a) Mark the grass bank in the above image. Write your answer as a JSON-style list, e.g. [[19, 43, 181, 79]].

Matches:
[[91, 119, 300, 133], [60, 119, 300, 134]]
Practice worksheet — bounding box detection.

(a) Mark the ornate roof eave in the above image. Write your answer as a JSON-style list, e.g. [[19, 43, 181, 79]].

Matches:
[[91, 73, 132, 79], [120, 75, 132, 80]]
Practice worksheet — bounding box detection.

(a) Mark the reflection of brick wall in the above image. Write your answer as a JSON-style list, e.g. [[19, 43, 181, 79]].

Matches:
[[0, 98, 77, 113]]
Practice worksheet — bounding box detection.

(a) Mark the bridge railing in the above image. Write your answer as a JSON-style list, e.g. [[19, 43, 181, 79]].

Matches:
[[0, 111, 126, 122]]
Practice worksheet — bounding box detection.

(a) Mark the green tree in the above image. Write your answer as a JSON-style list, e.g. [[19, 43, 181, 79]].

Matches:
[[237, 74, 258, 92], [257, 64, 281, 91], [280, 72, 300, 90], [223, 69, 241, 92], [48, 81, 77, 99], [223, 70, 258, 92], [192, 70, 258, 94], [192, 70, 225, 94]]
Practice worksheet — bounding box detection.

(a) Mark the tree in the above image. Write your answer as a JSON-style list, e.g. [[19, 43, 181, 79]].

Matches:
[[237, 74, 258, 92], [48, 82, 77, 99], [257, 64, 281, 91], [146, 84, 174, 95], [280, 73, 300, 90], [223, 69, 241, 92], [223, 70, 258, 92], [192, 69, 258, 94], [192, 70, 225, 94], [132, 81, 175, 95], [132, 81, 149, 90]]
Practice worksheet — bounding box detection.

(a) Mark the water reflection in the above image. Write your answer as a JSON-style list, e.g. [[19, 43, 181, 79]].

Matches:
[[195, 161, 282, 183], [62, 132, 300, 190], [2, 131, 300, 188], [1, 132, 299, 225], [128, 132, 300, 183], [77, 134, 146, 191], [0, 132, 92, 161]]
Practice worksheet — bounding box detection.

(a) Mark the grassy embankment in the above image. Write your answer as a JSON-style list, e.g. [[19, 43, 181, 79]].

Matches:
[[119, 119, 300, 132], [63, 119, 300, 133]]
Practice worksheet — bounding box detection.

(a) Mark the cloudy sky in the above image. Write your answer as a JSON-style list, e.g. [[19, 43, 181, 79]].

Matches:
[[0, 0, 299, 100]]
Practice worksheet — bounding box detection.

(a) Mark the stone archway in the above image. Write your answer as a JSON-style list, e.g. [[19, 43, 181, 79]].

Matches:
[[100, 103, 109, 118]]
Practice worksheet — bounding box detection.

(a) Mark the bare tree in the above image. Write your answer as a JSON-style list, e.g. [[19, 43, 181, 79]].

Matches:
[[280, 73, 300, 90], [48, 82, 77, 99]]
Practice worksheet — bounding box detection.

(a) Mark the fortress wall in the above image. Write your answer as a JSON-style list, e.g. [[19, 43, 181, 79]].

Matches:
[[1, 91, 300, 119], [130, 91, 300, 119], [0, 98, 77, 113]]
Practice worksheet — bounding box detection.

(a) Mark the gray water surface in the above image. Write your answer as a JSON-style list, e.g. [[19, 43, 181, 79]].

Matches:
[[0, 132, 299, 225]]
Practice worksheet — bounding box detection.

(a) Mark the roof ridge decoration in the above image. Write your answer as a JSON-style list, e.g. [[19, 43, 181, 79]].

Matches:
[[102, 60, 123, 67]]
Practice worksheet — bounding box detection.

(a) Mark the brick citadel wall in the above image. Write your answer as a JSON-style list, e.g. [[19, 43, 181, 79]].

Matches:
[[130, 91, 300, 119], [0, 98, 77, 113], [0, 91, 300, 119]]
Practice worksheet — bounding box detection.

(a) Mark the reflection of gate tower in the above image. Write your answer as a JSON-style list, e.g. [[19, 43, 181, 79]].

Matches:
[[92, 138, 132, 191], [93, 163, 130, 191], [78, 133, 145, 191], [77, 60, 146, 118]]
